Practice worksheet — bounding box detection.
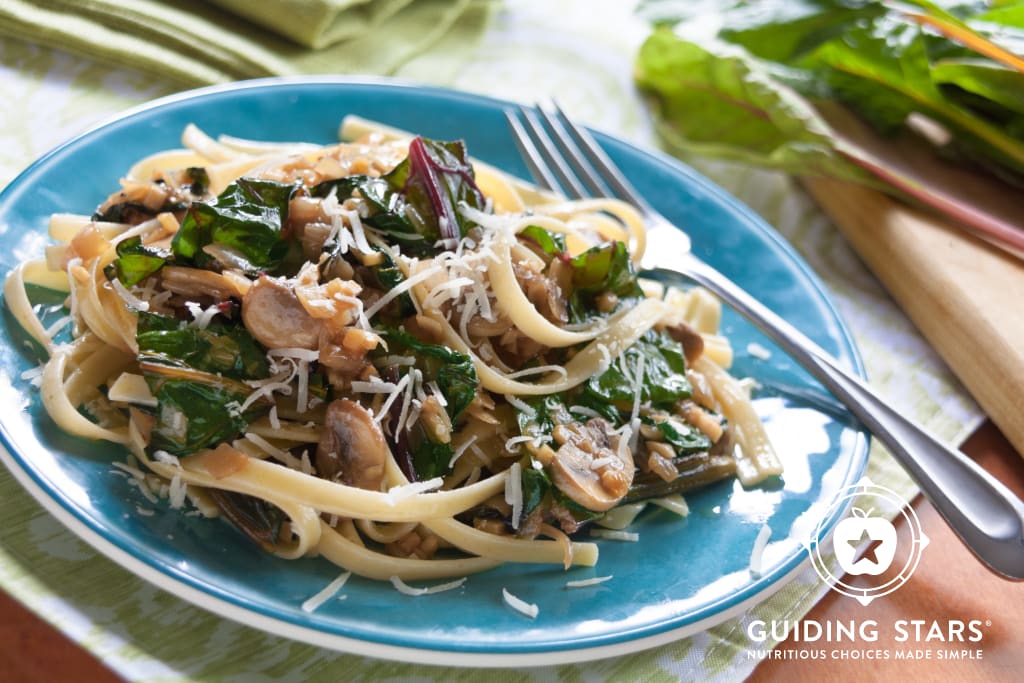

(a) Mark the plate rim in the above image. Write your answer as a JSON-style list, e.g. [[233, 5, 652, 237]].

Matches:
[[0, 75, 869, 666]]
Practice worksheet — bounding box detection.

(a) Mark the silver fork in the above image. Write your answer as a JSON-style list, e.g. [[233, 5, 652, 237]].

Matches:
[[506, 103, 1024, 580]]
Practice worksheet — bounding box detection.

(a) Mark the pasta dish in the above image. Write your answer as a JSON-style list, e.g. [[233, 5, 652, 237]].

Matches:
[[4, 118, 781, 585]]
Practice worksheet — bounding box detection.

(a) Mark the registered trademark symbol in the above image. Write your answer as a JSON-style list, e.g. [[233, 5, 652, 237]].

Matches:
[[986, 620, 992, 627]]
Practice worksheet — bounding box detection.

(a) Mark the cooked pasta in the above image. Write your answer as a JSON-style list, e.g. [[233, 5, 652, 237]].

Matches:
[[5, 117, 782, 583]]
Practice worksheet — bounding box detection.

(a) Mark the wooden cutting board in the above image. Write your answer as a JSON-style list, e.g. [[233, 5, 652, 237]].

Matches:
[[804, 175, 1024, 457]]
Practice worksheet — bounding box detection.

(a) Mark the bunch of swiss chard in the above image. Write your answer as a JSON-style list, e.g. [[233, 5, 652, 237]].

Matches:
[[634, 1, 1024, 220]]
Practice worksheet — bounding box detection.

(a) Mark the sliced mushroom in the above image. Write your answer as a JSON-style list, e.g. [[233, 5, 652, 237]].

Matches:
[[513, 261, 569, 325], [549, 418, 634, 512], [316, 398, 387, 491], [160, 265, 249, 300], [242, 275, 322, 350], [665, 320, 705, 365]]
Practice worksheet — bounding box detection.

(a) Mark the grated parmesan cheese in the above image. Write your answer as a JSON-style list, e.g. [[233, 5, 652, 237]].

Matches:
[[364, 264, 444, 320], [20, 364, 45, 387], [384, 477, 444, 505], [351, 379, 401, 394], [505, 462, 523, 530], [168, 473, 187, 509], [372, 372, 411, 422], [749, 524, 772, 578], [301, 571, 352, 613], [504, 395, 536, 417], [152, 450, 180, 466], [110, 278, 149, 311], [389, 576, 467, 596], [566, 575, 613, 589], [502, 587, 538, 619], [504, 364, 569, 380], [448, 434, 478, 468], [184, 301, 222, 330], [44, 314, 72, 339], [568, 406, 602, 420], [746, 342, 772, 360]]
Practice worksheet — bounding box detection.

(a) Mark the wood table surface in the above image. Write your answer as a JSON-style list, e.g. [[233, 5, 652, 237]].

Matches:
[[1, 421, 1021, 682]]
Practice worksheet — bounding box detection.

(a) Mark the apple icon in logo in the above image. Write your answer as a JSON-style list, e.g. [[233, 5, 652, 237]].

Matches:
[[832, 507, 898, 576]]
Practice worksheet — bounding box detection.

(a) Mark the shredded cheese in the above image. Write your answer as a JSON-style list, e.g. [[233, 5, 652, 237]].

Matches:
[[502, 587, 538, 619], [301, 571, 352, 613], [505, 461, 523, 530], [566, 576, 613, 589], [749, 524, 772, 578], [364, 263, 443, 320], [389, 576, 467, 596], [110, 278, 149, 311], [449, 434, 478, 468], [384, 477, 444, 505], [746, 342, 772, 360], [504, 395, 536, 417]]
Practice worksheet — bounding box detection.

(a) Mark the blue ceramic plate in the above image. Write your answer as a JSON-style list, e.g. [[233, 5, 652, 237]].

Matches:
[[0, 78, 867, 666]]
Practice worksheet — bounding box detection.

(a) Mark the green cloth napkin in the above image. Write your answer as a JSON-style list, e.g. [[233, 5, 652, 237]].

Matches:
[[209, 0, 415, 49], [0, 0, 494, 87]]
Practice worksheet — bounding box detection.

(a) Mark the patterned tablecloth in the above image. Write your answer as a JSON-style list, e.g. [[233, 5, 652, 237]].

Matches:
[[0, 1, 983, 681]]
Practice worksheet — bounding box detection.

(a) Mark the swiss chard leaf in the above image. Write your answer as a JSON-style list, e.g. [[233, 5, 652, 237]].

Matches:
[[520, 466, 551, 517], [171, 178, 297, 274], [383, 137, 487, 244], [369, 251, 416, 319], [309, 175, 371, 201], [634, 1, 1024, 185], [519, 225, 566, 257], [378, 329, 478, 422], [93, 196, 189, 223], [585, 330, 692, 408], [137, 311, 268, 380], [515, 393, 570, 439], [812, 13, 1024, 174], [104, 236, 169, 286], [643, 415, 713, 455], [410, 439, 455, 481], [519, 465, 603, 521], [311, 174, 421, 244], [932, 58, 1024, 118], [568, 241, 644, 321], [634, 28, 872, 183], [148, 379, 264, 455]]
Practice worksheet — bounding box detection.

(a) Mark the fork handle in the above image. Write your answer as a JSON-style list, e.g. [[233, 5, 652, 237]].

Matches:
[[655, 255, 1024, 580]]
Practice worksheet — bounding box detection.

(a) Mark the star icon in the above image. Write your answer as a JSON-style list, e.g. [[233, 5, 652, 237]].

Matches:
[[847, 529, 879, 564]]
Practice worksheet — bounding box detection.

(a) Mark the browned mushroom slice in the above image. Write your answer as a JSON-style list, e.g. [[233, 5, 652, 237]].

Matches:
[[549, 419, 635, 512], [241, 275, 322, 350], [665, 320, 705, 364], [160, 265, 249, 300], [316, 398, 387, 491]]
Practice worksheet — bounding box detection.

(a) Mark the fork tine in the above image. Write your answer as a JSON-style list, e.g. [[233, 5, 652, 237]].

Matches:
[[550, 101, 650, 211], [504, 109, 560, 194], [533, 106, 610, 198], [513, 106, 588, 199]]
